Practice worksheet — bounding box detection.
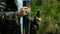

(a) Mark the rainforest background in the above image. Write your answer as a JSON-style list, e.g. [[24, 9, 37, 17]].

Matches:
[[31, 0, 60, 34]]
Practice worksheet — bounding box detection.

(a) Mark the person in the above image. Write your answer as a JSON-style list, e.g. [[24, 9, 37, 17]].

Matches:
[[30, 17, 41, 34], [0, 1, 41, 33], [18, 7, 41, 34], [18, 7, 42, 34], [18, 7, 29, 34], [1, 7, 29, 34]]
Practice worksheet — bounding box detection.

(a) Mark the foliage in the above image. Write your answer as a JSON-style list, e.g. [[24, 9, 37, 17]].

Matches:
[[31, 0, 60, 34]]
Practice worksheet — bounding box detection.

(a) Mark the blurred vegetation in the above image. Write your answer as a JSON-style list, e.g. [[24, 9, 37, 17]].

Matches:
[[31, 0, 60, 34]]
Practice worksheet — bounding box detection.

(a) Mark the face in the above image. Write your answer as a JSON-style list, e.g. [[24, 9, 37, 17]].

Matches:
[[21, 7, 29, 15], [18, 7, 29, 17], [36, 19, 41, 25]]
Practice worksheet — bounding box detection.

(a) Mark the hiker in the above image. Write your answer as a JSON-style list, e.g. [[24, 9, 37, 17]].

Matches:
[[30, 17, 41, 34]]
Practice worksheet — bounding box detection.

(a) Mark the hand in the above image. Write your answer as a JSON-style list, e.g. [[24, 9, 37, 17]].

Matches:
[[18, 7, 29, 17]]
